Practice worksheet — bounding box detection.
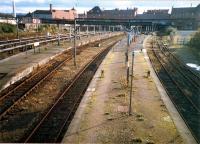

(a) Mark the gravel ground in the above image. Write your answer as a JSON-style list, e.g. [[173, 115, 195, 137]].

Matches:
[[0, 35, 123, 142]]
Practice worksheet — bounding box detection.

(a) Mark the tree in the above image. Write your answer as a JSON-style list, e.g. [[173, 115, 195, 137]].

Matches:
[[188, 30, 200, 49]]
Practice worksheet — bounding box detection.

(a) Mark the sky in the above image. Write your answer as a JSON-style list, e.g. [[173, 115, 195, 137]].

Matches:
[[0, 0, 199, 14]]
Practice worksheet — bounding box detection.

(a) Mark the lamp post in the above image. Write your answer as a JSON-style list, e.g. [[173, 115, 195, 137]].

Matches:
[[126, 32, 131, 84], [73, 18, 77, 66], [16, 18, 19, 39], [129, 51, 134, 115]]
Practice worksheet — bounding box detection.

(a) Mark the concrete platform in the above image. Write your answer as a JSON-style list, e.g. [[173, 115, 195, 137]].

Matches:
[[0, 32, 116, 91], [62, 35, 196, 144], [143, 35, 197, 144]]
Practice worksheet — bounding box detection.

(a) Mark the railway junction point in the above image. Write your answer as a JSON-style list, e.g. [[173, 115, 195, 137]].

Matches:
[[62, 35, 197, 144]]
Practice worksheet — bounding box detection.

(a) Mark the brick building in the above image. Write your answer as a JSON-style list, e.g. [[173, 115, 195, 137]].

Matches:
[[22, 4, 77, 22], [20, 4, 77, 30], [171, 4, 200, 30], [87, 6, 137, 19]]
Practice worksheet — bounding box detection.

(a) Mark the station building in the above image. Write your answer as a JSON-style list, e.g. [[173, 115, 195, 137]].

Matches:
[[171, 4, 200, 30]]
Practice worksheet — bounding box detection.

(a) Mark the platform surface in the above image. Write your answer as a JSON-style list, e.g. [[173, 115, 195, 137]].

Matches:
[[62, 35, 196, 144]]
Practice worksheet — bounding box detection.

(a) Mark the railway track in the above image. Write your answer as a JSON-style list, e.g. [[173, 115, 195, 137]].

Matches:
[[157, 40, 200, 88], [0, 32, 100, 60], [0, 35, 68, 50], [0, 50, 71, 120], [0, 37, 39, 45], [147, 36, 200, 143], [0, 34, 122, 142], [155, 40, 200, 110], [0, 34, 117, 120], [22, 40, 117, 143], [0, 32, 102, 50], [0, 35, 70, 60]]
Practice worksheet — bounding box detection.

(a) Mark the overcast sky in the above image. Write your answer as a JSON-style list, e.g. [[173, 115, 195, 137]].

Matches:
[[0, 0, 199, 14]]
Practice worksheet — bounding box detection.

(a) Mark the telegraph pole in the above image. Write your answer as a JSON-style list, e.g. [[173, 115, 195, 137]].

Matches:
[[13, 0, 19, 39]]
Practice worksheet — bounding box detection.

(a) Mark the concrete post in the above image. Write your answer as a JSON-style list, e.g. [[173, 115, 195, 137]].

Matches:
[[79, 26, 81, 39], [86, 25, 89, 36], [99, 25, 101, 33], [69, 25, 72, 41], [57, 24, 60, 46], [57, 33, 60, 46], [69, 26, 71, 39], [94, 25, 96, 34]]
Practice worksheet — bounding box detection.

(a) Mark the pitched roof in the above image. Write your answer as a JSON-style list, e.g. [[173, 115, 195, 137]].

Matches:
[[71, 7, 76, 11], [171, 7, 195, 15], [88, 6, 102, 14], [135, 13, 170, 20], [104, 9, 136, 14], [0, 13, 14, 18], [34, 10, 52, 15], [145, 9, 169, 14], [24, 12, 33, 18]]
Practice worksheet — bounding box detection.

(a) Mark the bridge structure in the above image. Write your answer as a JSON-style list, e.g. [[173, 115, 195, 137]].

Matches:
[[38, 18, 171, 32], [18, 17, 171, 66]]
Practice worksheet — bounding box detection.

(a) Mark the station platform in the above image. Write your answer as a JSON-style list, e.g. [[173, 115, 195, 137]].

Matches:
[[0, 32, 115, 91], [62, 35, 196, 143]]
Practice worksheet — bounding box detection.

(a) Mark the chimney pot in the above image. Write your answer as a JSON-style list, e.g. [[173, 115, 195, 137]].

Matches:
[[50, 4, 52, 12]]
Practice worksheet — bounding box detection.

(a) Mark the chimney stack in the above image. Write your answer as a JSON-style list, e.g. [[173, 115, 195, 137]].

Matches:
[[50, 4, 52, 12], [12, 0, 16, 18]]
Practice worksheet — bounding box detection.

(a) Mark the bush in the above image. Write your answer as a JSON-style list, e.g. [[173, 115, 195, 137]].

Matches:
[[157, 26, 177, 36], [0, 23, 16, 33], [37, 24, 58, 34], [188, 30, 200, 49]]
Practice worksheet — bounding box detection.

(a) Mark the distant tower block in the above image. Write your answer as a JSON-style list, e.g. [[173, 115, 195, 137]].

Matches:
[[12, 0, 16, 18]]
